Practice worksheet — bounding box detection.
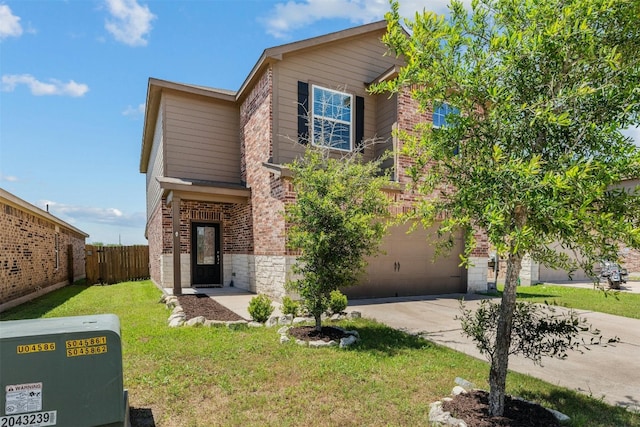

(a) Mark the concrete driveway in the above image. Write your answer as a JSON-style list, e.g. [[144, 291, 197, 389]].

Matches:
[[350, 291, 640, 412], [186, 283, 640, 411]]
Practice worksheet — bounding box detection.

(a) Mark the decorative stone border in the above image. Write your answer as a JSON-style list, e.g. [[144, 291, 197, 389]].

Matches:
[[277, 325, 360, 348], [428, 378, 570, 426], [161, 292, 363, 349]]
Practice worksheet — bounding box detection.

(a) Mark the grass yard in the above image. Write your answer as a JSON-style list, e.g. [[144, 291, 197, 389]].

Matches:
[[492, 283, 640, 319], [1, 281, 638, 426]]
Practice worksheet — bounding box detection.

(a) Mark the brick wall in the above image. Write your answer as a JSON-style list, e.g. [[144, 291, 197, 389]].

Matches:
[[0, 197, 86, 310], [240, 67, 287, 257], [396, 89, 489, 258]]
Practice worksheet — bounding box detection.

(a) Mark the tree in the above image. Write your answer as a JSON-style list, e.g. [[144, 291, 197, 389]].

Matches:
[[373, 0, 640, 416], [285, 147, 391, 331]]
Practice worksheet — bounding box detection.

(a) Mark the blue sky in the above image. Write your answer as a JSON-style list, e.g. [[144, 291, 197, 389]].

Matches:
[[1, 0, 638, 245]]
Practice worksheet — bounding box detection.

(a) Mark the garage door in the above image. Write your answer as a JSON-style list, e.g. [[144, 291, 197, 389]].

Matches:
[[344, 222, 467, 299]]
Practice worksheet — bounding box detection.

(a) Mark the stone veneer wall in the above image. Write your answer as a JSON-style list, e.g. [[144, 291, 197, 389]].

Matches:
[[146, 203, 163, 286], [1, 197, 86, 311]]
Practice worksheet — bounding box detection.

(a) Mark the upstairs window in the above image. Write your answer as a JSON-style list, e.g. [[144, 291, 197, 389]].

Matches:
[[432, 103, 459, 128], [311, 85, 353, 151]]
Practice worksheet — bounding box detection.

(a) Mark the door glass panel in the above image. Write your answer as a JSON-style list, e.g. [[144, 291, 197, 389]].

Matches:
[[197, 226, 215, 265]]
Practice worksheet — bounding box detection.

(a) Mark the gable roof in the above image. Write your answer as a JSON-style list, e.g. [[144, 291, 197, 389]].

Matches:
[[140, 20, 390, 173]]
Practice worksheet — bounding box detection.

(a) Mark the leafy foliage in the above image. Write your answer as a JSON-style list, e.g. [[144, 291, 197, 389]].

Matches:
[[458, 300, 602, 365], [328, 290, 348, 314], [248, 294, 274, 323], [285, 147, 391, 330], [373, 0, 640, 416], [281, 296, 301, 317]]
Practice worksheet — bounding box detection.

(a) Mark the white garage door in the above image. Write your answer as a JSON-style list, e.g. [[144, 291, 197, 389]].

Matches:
[[344, 222, 467, 299]]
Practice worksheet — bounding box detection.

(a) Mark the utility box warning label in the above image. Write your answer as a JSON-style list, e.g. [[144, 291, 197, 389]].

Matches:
[[5, 382, 42, 415]]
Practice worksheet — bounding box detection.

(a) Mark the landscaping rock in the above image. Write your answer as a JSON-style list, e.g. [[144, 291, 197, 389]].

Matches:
[[280, 335, 290, 344], [429, 401, 467, 427], [292, 317, 308, 324], [348, 311, 362, 319], [185, 316, 206, 327], [340, 335, 357, 348], [279, 314, 293, 325], [452, 386, 467, 396], [277, 326, 290, 335], [248, 321, 264, 328], [454, 377, 475, 390], [266, 316, 279, 327], [168, 317, 184, 328], [309, 340, 337, 348]]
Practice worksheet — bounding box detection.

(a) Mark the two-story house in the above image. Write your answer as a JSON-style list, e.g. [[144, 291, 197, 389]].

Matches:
[[139, 20, 490, 299]]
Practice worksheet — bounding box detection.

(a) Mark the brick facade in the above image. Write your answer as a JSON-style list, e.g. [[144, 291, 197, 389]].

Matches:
[[1, 191, 87, 312]]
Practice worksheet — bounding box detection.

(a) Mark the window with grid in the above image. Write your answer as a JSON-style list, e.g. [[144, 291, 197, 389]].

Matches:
[[311, 85, 353, 151]]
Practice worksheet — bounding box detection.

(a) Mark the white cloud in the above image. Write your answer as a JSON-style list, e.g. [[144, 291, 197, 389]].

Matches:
[[0, 174, 18, 182], [104, 0, 155, 47], [0, 4, 22, 40], [1, 74, 89, 97], [122, 102, 145, 117], [262, 0, 460, 38], [40, 200, 145, 228]]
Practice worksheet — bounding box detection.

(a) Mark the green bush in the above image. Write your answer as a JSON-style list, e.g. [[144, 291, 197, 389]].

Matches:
[[328, 290, 348, 314], [281, 296, 300, 317], [248, 294, 274, 323]]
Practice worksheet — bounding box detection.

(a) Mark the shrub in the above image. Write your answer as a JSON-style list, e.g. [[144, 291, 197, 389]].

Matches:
[[281, 296, 300, 317], [248, 295, 274, 323], [328, 290, 348, 314]]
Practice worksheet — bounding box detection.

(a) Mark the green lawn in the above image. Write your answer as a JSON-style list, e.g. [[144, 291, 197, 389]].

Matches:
[[492, 283, 640, 319], [1, 281, 638, 426]]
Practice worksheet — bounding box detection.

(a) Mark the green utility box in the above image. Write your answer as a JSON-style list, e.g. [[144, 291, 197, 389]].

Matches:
[[0, 314, 129, 427]]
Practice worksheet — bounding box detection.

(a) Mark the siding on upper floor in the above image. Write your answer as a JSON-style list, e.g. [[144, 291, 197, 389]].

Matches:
[[146, 106, 164, 222], [271, 31, 402, 165], [163, 92, 241, 184]]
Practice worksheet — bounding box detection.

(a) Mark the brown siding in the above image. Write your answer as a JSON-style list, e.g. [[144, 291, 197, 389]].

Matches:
[[273, 31, 402, 165], [146, 106, 164, 222], [164, 92, 241, 184]]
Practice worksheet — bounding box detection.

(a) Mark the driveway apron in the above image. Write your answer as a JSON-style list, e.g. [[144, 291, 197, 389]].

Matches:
[[350, 293, 640, 411]]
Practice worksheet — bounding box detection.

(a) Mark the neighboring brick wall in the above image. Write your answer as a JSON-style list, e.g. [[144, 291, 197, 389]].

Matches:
[[0, 197, 86, 309]]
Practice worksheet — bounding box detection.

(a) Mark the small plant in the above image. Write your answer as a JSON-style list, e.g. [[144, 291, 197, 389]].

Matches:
[[281, 296, 300, 317], [248, 294, 274, 323], [328, 290, 348, 314]]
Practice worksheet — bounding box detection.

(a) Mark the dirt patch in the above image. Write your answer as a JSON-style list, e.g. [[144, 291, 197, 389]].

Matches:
[[176, 295, 245, 322], [286, 325, 349, 342], [441, 389, 561, 427]]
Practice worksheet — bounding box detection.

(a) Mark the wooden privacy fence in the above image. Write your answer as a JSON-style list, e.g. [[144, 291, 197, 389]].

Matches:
[[86, 245, 149, 285]]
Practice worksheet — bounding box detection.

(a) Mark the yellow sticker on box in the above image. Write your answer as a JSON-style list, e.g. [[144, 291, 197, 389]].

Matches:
[[64, 336, 108, 357], [16, 343, 56, 354], [65, 336, 107, 349]]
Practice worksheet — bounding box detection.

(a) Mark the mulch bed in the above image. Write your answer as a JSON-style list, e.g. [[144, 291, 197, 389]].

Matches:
[[286, 325, 349, 342], [441, 390, 561, 427], [176, 294, 245, 322]]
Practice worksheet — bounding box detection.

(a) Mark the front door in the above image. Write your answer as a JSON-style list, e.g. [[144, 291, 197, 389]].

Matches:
[[191, 223, 221, 286]]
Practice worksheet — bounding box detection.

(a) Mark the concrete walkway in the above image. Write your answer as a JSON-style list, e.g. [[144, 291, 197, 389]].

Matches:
[[168, 283, 640, 411]]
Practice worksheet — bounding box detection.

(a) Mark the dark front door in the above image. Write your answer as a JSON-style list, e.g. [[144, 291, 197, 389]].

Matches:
[[191, 223, 221, 286]]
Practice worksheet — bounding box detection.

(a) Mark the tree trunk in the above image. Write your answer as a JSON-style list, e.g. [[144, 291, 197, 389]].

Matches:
[[488, 251, 522, 416], [314, 314, 322, 332]]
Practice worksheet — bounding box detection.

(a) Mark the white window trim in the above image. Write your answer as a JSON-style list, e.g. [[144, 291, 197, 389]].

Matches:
[[432, 102, 459, 129], [311, 84, 354, 152]]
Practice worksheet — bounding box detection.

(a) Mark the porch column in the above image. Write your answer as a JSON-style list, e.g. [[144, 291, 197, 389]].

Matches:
[[172, 194, 182, 296]]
